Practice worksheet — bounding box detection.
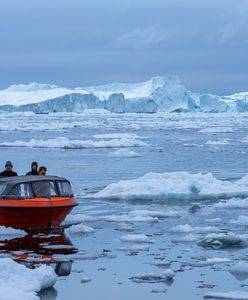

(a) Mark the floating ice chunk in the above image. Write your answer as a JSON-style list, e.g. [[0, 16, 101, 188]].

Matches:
[[229, 262, 248, 281], [66, 224, 96, 235], [173, 234, 200, 242], [107, 148, 142, 158], [230, 216, 248, 226], [62, 214, 96, 227], [215, 198, 248, 209], [120, 234, 153, 243], [206, 139, 230, 145], [198, 233, 247, 250], [93, 133, 145, 140], [129, 269, 175, 284], [0, 226, 26, 240], [191, 257, 232, 267], [205, 218, 222, 224], [118, 244, 150, 252], [80, 277, 92, 283], [0, 258, 57, 300], [204, 291, 248, 299], [100, 213, 158, 223], [129, 209, 181, 218], [92, 172, 248, 201], [169, 224, 219, 233], [0, 136, 147, 149]]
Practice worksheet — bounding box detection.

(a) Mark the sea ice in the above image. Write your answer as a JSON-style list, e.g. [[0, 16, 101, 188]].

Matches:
[[0, 258, 57, 300]]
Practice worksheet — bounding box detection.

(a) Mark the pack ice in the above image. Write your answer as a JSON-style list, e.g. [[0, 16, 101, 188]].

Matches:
[[1, 76, 248, 113]]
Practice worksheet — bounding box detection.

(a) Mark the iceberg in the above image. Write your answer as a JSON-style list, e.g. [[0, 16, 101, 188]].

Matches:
[[1, 76, 248, 113]]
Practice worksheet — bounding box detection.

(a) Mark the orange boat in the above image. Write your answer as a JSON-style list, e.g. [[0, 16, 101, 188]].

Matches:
[[0, 175, 77, 229]]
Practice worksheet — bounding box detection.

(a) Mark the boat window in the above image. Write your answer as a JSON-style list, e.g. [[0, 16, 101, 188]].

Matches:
[[57, 181, 73, 197], [0, 183, 7, 195], [32, 181, 58, 197], [6, 183, 33, 198]]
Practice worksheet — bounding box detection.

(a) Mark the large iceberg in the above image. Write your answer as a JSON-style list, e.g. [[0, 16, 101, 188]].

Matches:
[[0, 76, 247, 113]]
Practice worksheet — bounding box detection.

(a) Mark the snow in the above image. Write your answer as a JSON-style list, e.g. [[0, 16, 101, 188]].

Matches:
[[92, 172, 248, 201], [0, 136, 147, 149], [0, 82, 88, 106], [0, 258, 57, 300], [204, 291, 248, 299]]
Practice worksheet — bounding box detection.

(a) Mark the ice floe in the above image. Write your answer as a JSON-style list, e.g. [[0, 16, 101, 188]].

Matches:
[[120, 234, 153, 243], [107, 148, 142, 158], [169, 224, 219, 233], [204, 291, 248, 299], [0, 136, 147, 149], [129, 269, 175, 284], [92, 172, 248, 201], [62, 214, 96, 227], [198, 233, 248, 250], [66, 224, 96, 235], [0, 258, 57, 300], [229, 262, 248, 281]]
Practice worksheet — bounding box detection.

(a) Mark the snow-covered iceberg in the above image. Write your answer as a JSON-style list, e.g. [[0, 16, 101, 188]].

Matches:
[[0, 76, 248, 113]]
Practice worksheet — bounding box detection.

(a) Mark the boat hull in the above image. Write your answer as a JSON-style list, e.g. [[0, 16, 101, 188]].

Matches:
[[0, 197, 77, 229]]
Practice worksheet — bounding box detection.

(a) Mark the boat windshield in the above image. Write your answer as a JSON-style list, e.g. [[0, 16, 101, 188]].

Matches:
[[32, 181, 58, 197], [57, 181, 73, 197], [5, 183, 33, 199], [0, 183, 7, 195]]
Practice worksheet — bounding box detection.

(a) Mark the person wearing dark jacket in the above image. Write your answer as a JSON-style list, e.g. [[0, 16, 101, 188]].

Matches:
[[0, 161, 18, 177], [26, 162, 39, 175]]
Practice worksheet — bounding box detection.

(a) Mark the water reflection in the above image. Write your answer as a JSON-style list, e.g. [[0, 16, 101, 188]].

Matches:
[[0, 229, 77, 276]]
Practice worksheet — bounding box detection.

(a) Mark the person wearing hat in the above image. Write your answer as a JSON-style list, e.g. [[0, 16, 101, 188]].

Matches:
[[26, 162, 39, 175], [38, 166, 47, 176], [0, 161, 18, 177]]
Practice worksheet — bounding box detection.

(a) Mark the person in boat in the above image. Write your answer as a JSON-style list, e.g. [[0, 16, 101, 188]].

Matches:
[[26, 161, 39, 175], [0, 161, 18, 177], [38, 166, 47, 176]]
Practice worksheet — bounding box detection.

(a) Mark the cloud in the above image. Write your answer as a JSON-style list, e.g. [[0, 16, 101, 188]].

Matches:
[[218, 8, 248, 43], [114, 25, 176, 47]]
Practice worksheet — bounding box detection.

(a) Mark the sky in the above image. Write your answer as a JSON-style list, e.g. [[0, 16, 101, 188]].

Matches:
[[0, 0, 248, 94]]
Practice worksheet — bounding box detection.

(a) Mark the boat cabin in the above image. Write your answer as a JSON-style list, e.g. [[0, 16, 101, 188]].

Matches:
[[0, 175, 73, 199]]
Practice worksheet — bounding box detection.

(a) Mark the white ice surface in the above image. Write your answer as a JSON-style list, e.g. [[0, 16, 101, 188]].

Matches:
[[0, 258, 57, 300], [120, 234, 152, 243], [0, 136, 147, 149], [107, 149, 142, 158], [0, 83, 88, 106], [205, 291, 248, 299], [92, 172, 248, 201]]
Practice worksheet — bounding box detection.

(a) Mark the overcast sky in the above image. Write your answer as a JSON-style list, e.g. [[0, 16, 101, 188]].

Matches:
[[0, 0, 248, 94]]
